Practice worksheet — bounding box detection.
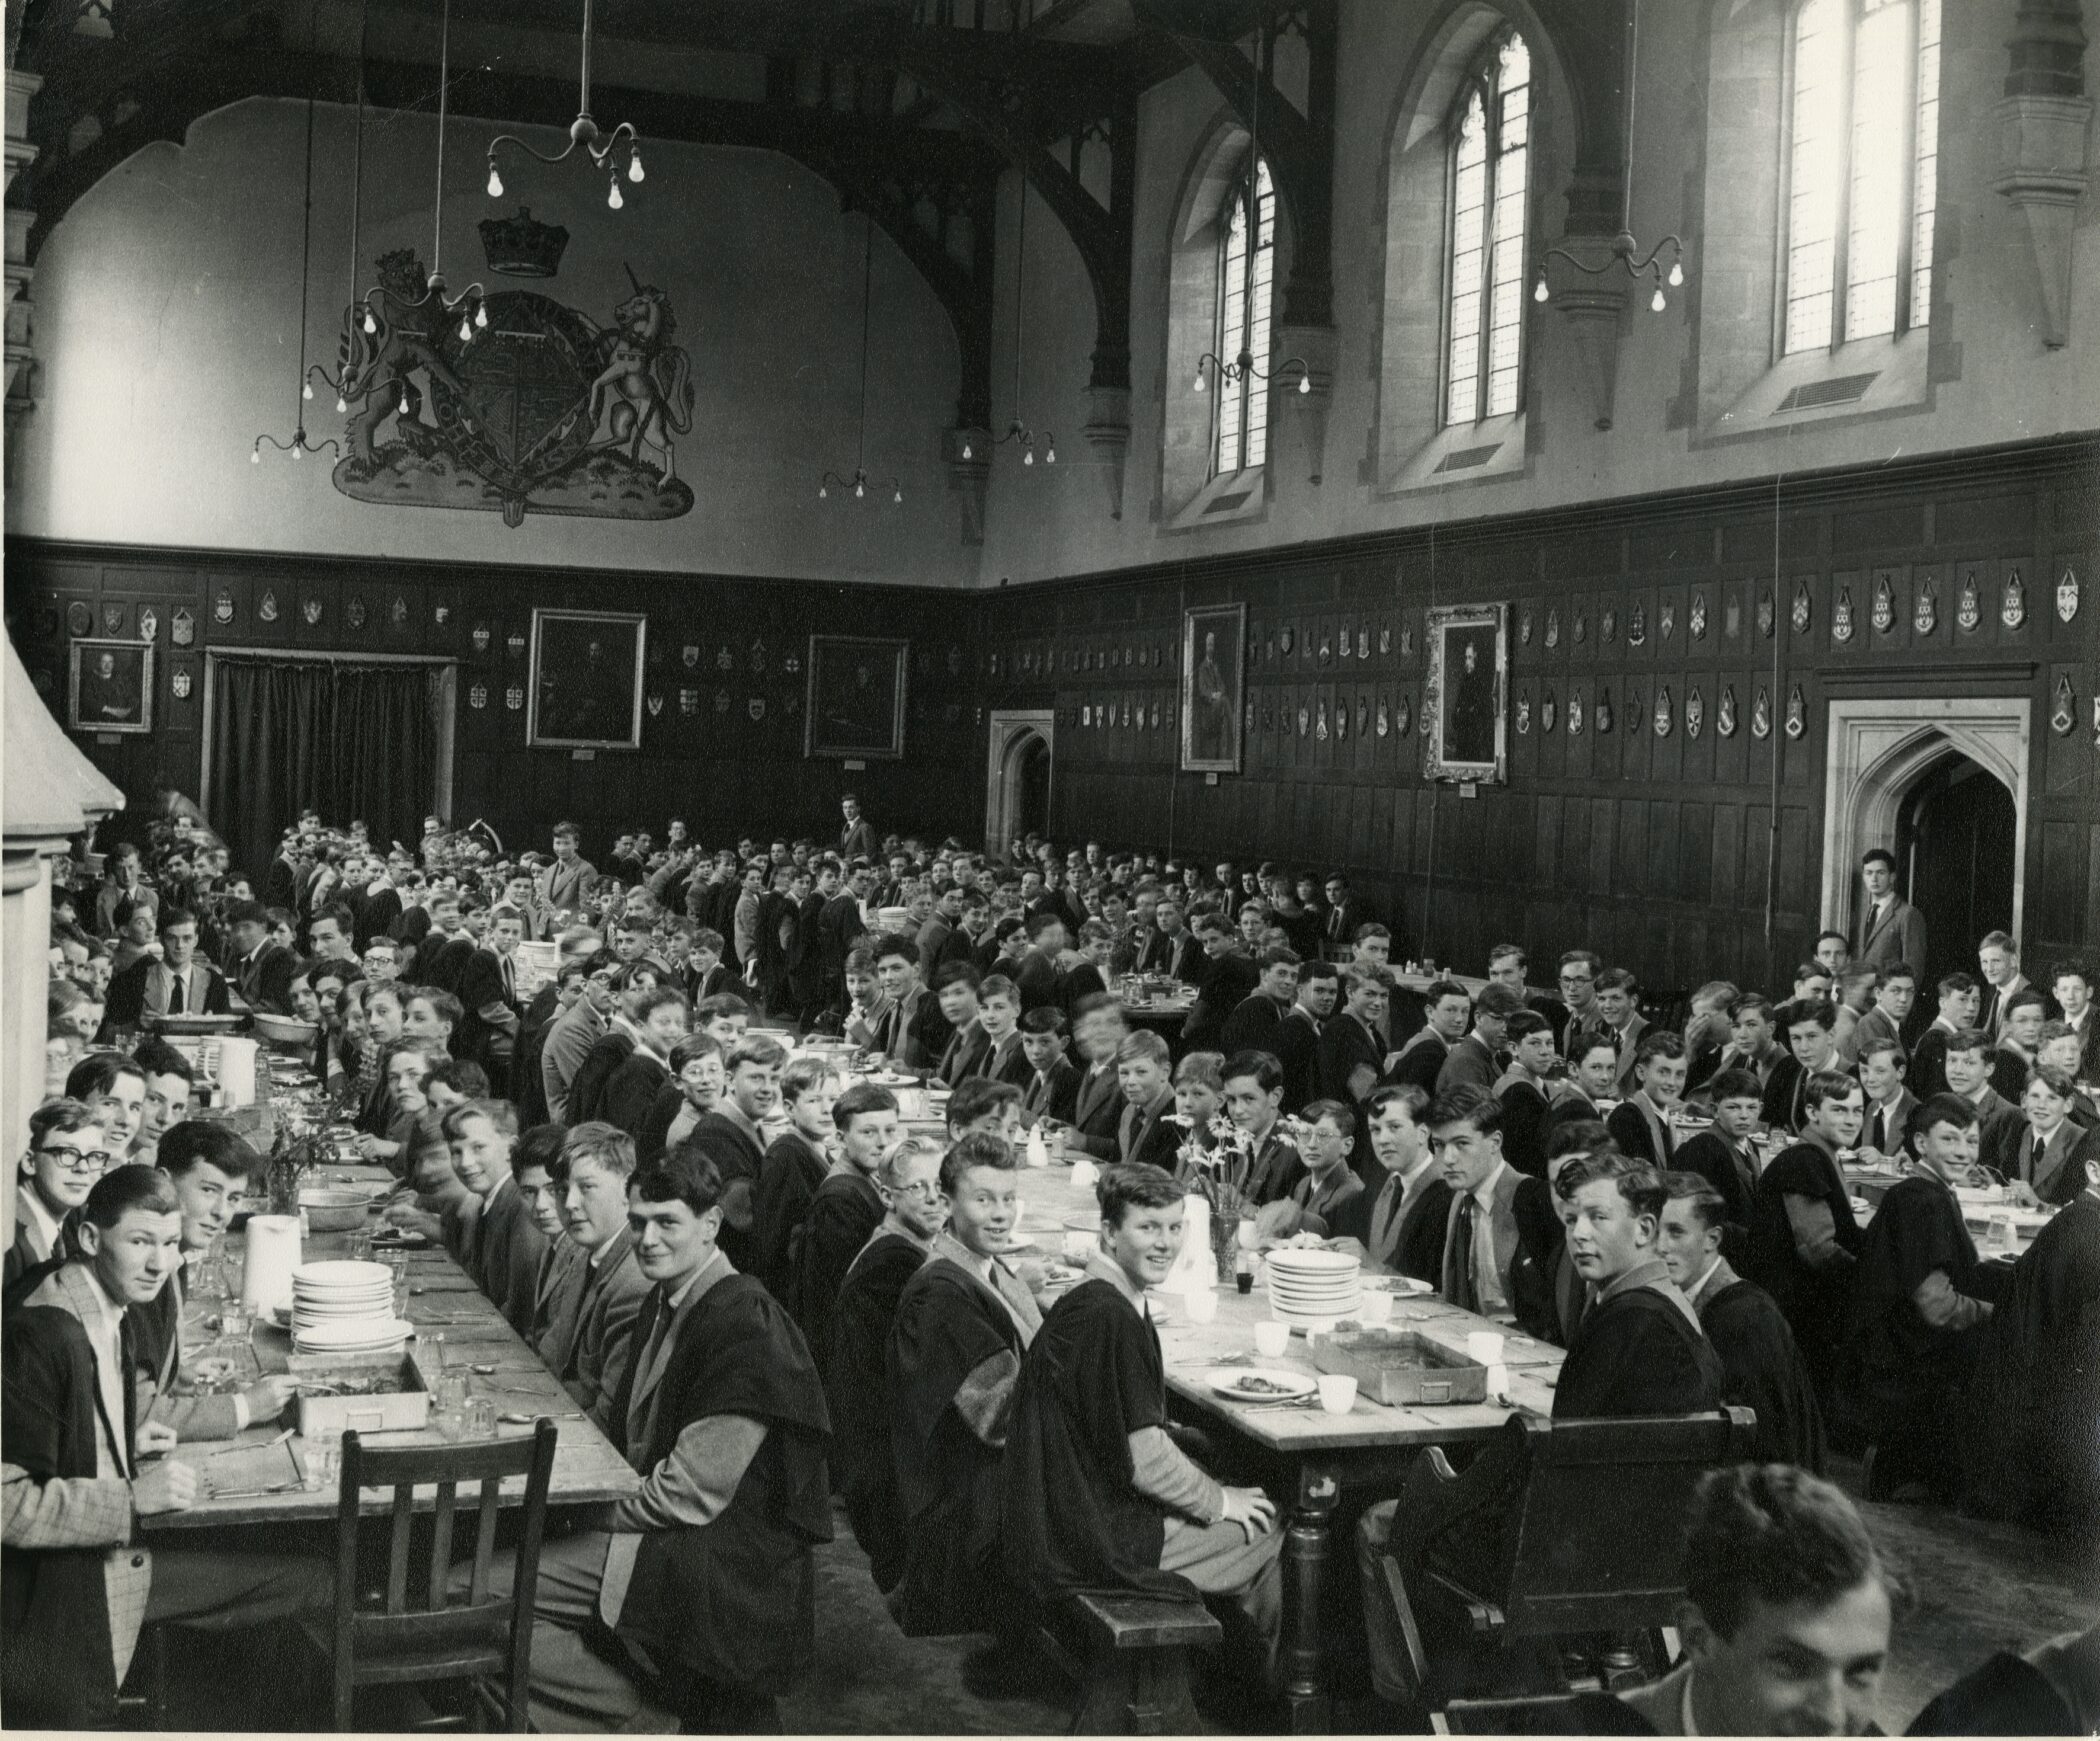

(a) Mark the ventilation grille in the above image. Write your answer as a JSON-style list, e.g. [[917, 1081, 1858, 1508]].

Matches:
[[1774, 371, 1880, 413], [1434, 443, 1504, 473], [1204, 490, 1254, 514]]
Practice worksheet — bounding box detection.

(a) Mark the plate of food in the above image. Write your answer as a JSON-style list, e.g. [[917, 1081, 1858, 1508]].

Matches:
[[369, 1229, 429, 1249], [1206, 1368, 1317, 1404]]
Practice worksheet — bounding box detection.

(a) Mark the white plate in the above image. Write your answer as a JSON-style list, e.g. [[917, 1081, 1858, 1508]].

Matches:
[[295, 1260, 393, 1287], [1206, 1368, 1317, 1403], [293, 1317, 414, 1349], [1264, 1250, 1361, 1276]]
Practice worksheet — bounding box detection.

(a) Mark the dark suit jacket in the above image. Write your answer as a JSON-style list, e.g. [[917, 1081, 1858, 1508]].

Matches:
[[935, 1020, 993, 1088], [1606, 1096, 1681, 1171], [1013, 948, 1062, 1013], [568, 1029, 638, 1127], [1117, 1092, 1181, 1170], [1856, 895, 1927, 974], [1219, 991, 1286, 1058], [1343, 1167, 1454, 1285], [231, 940, 296, 1014], [603, 1049, 672, 1141], [1066, 1060, 1125, 1161], [101, 957, 230, 1030], [1023, 1056, 1081, 1126], [474, 1178, 549, 1337], [1272, 1006, 1323, 1114]]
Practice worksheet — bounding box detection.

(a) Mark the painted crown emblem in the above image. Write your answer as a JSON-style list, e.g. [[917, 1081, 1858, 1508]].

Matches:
[[478, 206, 570, 279]]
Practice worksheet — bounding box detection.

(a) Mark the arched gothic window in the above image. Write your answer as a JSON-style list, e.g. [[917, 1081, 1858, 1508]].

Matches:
[[1784, 0, 1940, 353], [1444, 29, 1531, 426], [1213, 155, 1276, 475]]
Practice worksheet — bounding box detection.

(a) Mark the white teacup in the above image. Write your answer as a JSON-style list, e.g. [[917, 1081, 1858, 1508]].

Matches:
[[1466, 1330, 1506, 1367], [1254, 1320, 1291, 1358], [1317, 1374, 1358, 1415]]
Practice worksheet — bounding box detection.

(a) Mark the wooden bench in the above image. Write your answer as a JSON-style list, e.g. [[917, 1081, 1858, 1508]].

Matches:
[[1035, 1592, 1223, 1735]]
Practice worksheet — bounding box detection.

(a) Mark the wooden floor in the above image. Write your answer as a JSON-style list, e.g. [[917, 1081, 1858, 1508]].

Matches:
[[145, 1468, 2097, 1733]]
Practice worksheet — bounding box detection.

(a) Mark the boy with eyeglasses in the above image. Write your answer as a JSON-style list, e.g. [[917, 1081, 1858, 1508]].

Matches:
[[8, 1100, 110, 1291]]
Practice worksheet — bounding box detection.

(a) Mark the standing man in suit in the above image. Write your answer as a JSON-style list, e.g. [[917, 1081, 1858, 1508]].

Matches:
[[101, 907, 230, 1032], [838, 794, 877, 862], [1424, 1086, 1557, 1338], [1856, 847, 1928, 977], [543, 821, 598, 916]]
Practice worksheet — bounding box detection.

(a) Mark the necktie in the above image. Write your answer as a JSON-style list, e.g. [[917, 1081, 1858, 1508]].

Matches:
[[502, 955, 515, 1003], [2029, 1131, 2046, 1187], [167, 971, 185, 1015], [1870, 1106, 1886, 1152], [1449, 1193, 1477, 1313]]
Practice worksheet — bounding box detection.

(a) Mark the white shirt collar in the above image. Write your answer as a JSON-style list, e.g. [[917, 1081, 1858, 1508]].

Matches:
[[19, 1186, 64, 1255], [1471, 1158, 1508, 1210], [1684, 1256, 1724, 1304]]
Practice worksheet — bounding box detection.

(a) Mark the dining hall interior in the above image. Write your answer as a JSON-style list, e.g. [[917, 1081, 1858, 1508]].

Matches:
[[2, 0, 2098, 1732]]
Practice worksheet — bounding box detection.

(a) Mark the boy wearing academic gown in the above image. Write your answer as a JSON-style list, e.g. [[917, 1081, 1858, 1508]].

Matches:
[[1548, 1154, 1724, 1420], [1745, 1070, 1869, 1401], [749, 1058, 844, 1298], [888, 1136, 1045, 1635], [1838, 1095, 2008, 1489], [1959, 1155, 2100, 1527], [686, 1034, 791, 1274], [825, 1139, 946, 1593], [1657, 1173, 1827, 1472], [3, 1167, 327, 1729], [1003, 1163, 1283, 1666], [787, 1085, 900, 1373], [473, 1148, 832, 1732]]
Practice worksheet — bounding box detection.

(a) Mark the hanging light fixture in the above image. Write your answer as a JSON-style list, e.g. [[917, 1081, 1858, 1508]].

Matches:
[[819, 210, 903, 505], [485, 0, 643, 211], [1194, 19, 1311, 399], [1532, 0, 1687, 313], [253, 13, 340, 466], [959, 181, 1054, 468], [306, 0, 486, 432]]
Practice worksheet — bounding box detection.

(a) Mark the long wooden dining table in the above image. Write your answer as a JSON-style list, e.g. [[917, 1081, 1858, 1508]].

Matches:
[[1009, 1162, 1565, 1732], [139, 1163, 639, 1532]]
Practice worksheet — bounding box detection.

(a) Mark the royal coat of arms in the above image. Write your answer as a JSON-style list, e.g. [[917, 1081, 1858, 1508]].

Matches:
[[329, 251, 694, 528], [102, 603, 125, 635]]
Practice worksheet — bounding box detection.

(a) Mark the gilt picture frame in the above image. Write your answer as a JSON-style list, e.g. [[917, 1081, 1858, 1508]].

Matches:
[[67, 637, 155, 735], [526, 608, 647, 750], [1179, 602, 1245, 774], [1423, 602, 1508, 783], [805, 634, 908, 759]]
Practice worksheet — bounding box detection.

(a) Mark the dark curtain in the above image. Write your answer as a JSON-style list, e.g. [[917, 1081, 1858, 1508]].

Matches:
[[208, 657, 442, 880]]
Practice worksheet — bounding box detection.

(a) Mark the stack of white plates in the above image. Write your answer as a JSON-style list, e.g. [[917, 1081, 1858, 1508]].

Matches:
[[290, 1260, 411, 1354], [1266, 1248, 1363, 1326]]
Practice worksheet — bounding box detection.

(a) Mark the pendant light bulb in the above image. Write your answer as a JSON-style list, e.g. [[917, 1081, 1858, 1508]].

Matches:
[[459, 314, 473, 342], [1192, 365, 1208, 393], [607, 177, 624, 211], [487, 163, 503, 198], [1297, 372, 1311, 396], [961, 440, 973, 461], [818, 483, 828, 499], [1533, 272, 1549, 304], [398, 388, 411, 415], [251, 446, 261, 464], [474, 303, 488, 328], [854, 477, 865, 499], [1651, 287, 1667, 314], [292, 439, 304, 460], [628, 148, 645, 183], [892, 485, 903, 504], [335, 394, 348, 414], [362, 306, 377, 335], [302, 381, 314, 400], [1023, 445, 1034, 466], [1668, 260, 1684, 287], [1045, 442, 1056, 464]]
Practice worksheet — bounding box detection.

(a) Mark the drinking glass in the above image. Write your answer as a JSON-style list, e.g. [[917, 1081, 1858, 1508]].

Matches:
[[220, 1302, 252, 1346], [464, 1397, 499, 1439], [433, 1370, 470, 1414], [346, 1230, 374, 1264], [300, 1441, 340, 1493]]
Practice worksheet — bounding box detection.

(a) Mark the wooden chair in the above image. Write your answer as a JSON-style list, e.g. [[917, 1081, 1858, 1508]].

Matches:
[[1034, 1591, 1224, 1735], [297, 1420, 559, 1732], [1374, 1408, 1756, 1714]]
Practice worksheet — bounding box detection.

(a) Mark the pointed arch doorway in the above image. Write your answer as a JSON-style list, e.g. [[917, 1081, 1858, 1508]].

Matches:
[[985, 710, 1055, 858], [1820, 698, 2030, 983]]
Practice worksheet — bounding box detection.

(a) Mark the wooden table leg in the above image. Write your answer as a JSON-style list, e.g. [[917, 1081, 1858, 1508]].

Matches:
[[1282, 1465, 1340, 1732]]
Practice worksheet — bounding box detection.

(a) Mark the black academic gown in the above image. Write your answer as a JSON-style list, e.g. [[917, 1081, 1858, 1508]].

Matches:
[[1002, 1277, 1200, 1607], [1697, 1270, 1827, 1473], [688, 1111, 767, 1274], [1839, 1175, 2003, 1444], [1747, 1139, 1867, 1394], [888, 1253, 1033, 1635], [824, 1231, 926, 1593], [1552, 1276, 1725, 1420], [751, 1132, 831, 1300], [787, 1169, 885, 1373], [610, 1273, 832, 1698], [1959, 1194, 2100, 1525]]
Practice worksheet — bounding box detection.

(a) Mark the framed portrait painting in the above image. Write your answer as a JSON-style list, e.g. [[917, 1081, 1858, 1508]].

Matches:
[[805, 635, 907, 759], [1180, 602, 1245, 774], [68, 638, 155, 734], [527, 609, 647, 750], [1424, 602, 1509, 783]]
